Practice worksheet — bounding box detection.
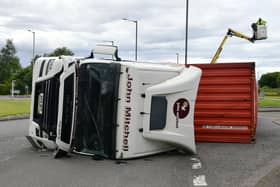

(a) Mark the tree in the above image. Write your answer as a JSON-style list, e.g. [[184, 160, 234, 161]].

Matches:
[[277, 74, 280, 88], [12, 65, 32, 95], [0, 39, 21, 83], [47, 47, 74, 57], [259, 72, 280, 88]]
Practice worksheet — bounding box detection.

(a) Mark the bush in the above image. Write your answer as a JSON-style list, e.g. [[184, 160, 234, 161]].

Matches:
[[0, 82, 11, 95], [261, 87, 280, 96], [259, 72, 280, 88], [12, 65, 32, 95]]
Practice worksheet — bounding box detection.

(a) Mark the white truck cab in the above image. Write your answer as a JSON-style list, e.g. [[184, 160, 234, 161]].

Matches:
[[27, 46, 202, 159]]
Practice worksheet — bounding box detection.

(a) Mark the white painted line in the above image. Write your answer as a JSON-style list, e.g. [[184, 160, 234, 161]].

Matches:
[[191, 157, 202, 170], [192, 162, 202, 170], [193, 175, 208, 186], [190, 157, 200, 162]]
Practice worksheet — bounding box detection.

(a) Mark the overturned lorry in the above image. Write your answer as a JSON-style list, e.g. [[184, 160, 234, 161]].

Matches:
[[27, 45, 202, 159]]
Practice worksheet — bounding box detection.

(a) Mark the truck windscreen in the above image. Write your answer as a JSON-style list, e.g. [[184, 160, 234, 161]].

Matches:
[[74, 63, 120, 159]]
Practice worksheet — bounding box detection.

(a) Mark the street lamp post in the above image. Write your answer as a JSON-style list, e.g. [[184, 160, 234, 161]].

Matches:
[[122, 18, 138, 61], [185, 0, 189, 65], [11, 80, 16, 97], [27, 30, 35, 65], [176, 53, 179, 64], [25, 85, 29, 95]]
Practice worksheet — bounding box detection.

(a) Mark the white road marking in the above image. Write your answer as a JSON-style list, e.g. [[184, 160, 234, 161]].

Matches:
[[191, 157, 202, 170], [191, 157, 208, 186], [193, 175, 208, 186], [190, 157, 200, 162], [192, 162, 202, 170]]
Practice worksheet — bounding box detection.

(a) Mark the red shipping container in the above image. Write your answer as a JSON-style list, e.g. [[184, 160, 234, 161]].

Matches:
[[189, 62, 258, 143]]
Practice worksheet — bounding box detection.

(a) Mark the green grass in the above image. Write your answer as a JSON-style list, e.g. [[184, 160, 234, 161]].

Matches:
[[258, 87, 280, 107], [0, 99, 31, 117], [261, 87, 280, 96], [258, 96, 280, 107]]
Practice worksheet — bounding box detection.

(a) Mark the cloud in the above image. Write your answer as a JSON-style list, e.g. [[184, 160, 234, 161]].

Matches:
[[0, 0, 278, 77]]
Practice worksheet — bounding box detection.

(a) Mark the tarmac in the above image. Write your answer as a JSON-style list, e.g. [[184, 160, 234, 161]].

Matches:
[[0, 111, 280, 186], [258, 107, 280, 112]]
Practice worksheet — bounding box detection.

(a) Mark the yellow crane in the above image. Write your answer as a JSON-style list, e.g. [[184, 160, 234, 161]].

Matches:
[[210, 18, 267, 64]]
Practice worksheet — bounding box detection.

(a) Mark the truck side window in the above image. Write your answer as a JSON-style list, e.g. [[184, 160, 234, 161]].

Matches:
[[39, 60, 46, 77]]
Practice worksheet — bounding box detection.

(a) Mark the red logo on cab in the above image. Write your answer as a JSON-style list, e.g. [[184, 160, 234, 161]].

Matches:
[[173, 98, 190, 119]]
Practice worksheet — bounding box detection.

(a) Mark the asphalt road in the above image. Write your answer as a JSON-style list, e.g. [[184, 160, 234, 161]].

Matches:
[[0, 113, 280, 187]]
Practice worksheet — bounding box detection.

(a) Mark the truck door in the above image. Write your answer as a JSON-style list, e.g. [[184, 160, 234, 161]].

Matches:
[[54, 64, 77, 157], [142, 66, 202, 153]]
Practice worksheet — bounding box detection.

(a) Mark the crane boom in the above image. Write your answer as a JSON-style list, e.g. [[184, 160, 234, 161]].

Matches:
[[210, 28, 254, 64]]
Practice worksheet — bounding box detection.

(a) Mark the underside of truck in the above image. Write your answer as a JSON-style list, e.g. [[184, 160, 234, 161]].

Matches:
[[33, 72, 61, 141]]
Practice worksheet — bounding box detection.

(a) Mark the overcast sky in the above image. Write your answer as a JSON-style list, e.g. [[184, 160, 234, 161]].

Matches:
[[0, 0, 279, 78]]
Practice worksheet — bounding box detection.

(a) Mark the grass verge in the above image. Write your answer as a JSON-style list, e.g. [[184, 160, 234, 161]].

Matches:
[[0, 99, 30, 117], [258, 96, 280, 107]]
